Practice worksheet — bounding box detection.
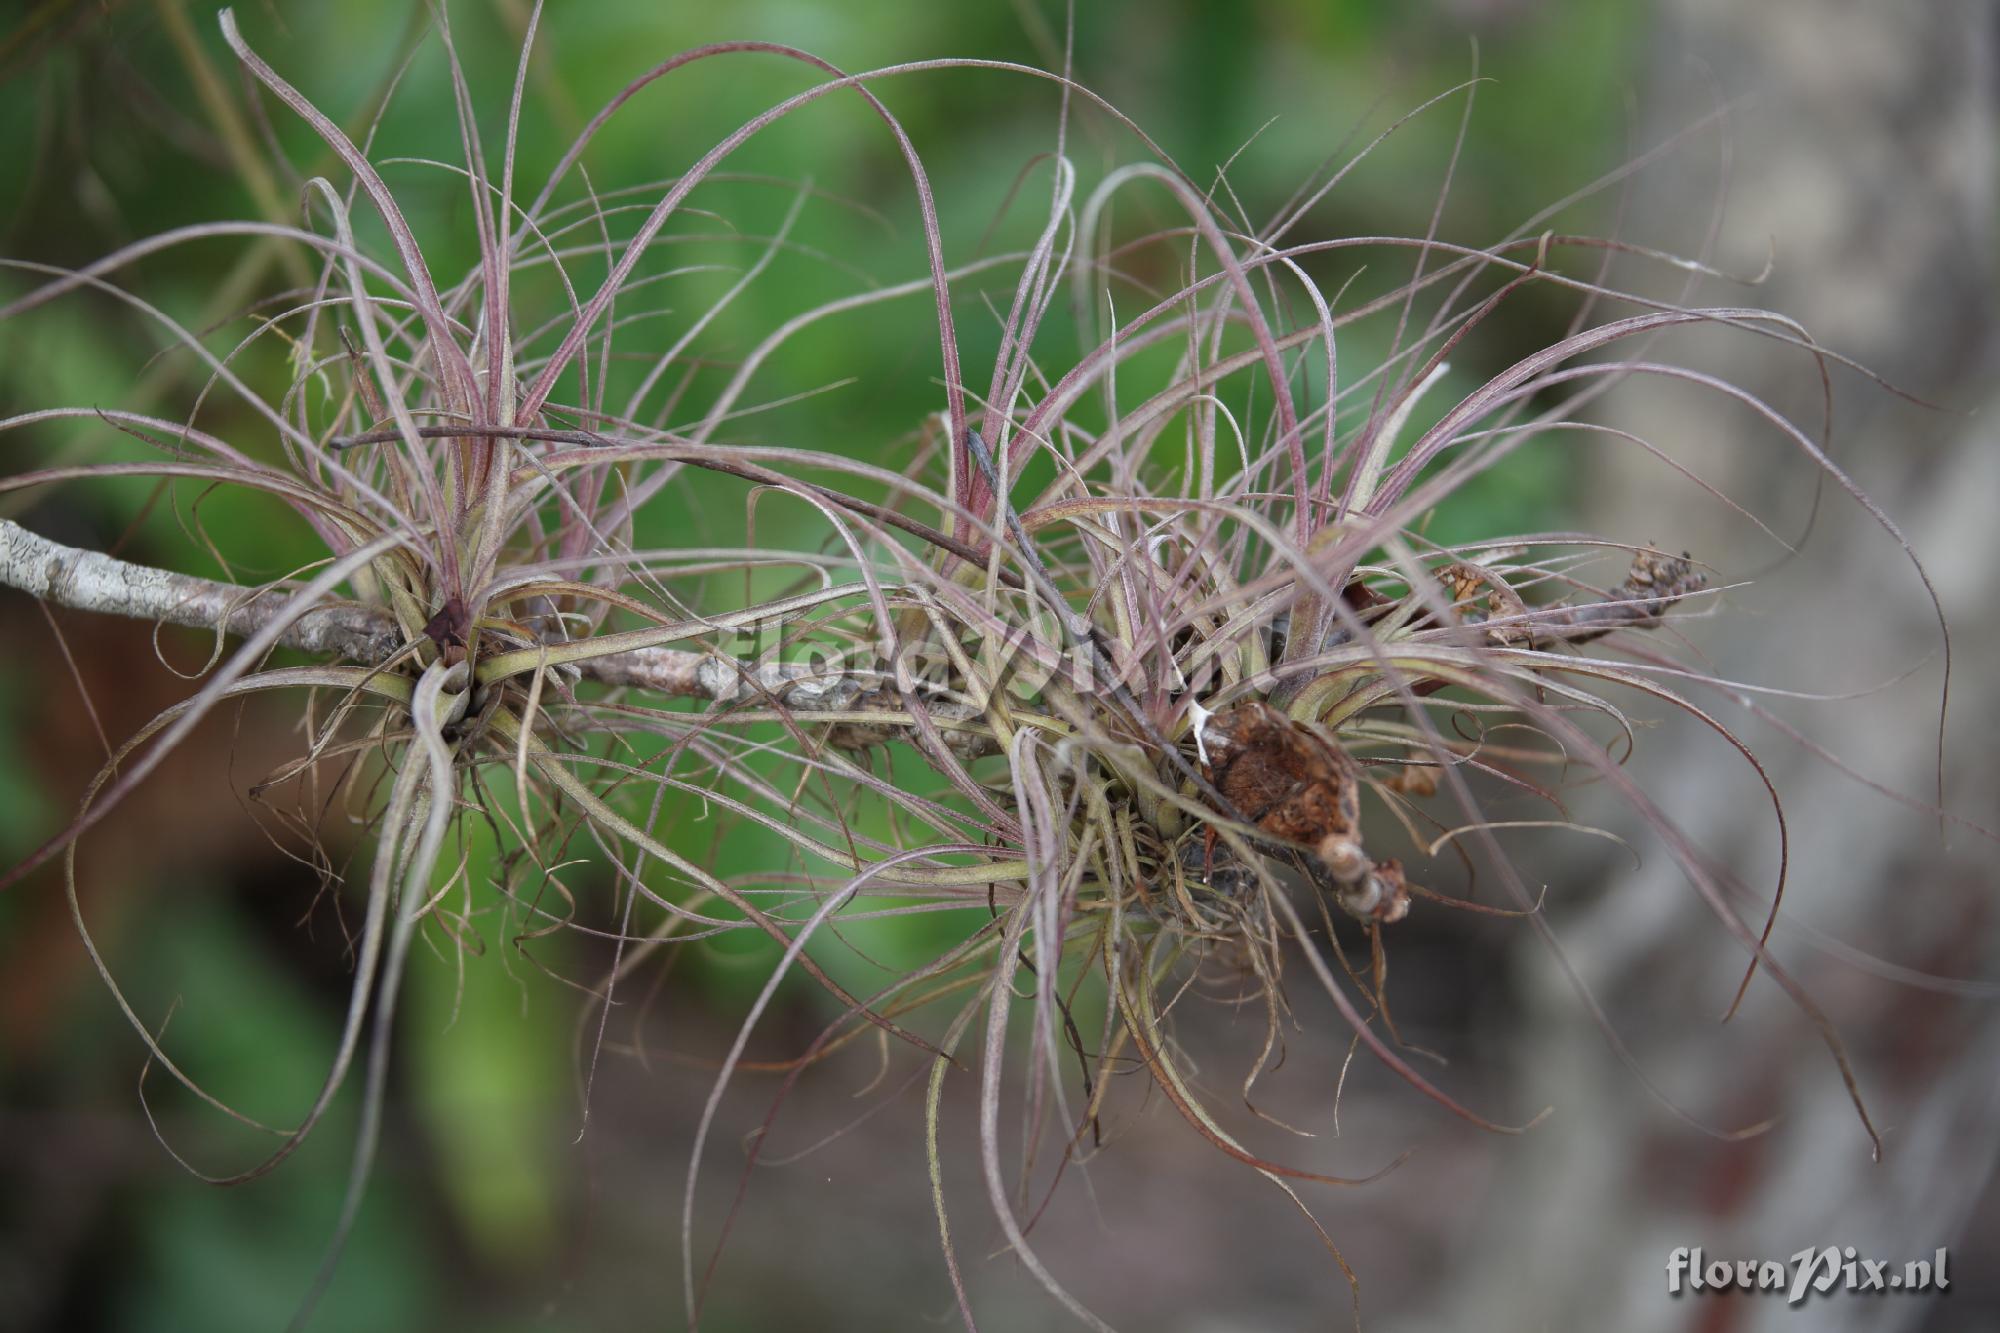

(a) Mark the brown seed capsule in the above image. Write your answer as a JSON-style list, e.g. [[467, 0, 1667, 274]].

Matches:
[[1334, 856, 1412, 924]]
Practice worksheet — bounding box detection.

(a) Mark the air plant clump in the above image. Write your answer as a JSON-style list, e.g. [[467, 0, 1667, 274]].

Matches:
[[0, 5, 1950, 1328]]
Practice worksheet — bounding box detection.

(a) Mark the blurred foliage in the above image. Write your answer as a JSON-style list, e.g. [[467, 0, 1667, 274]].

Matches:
[[0, 0, 1647, 1326]]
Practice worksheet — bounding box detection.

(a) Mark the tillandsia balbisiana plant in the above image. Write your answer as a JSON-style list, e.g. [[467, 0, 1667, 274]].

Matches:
[[0, 4, 1954, 1328]]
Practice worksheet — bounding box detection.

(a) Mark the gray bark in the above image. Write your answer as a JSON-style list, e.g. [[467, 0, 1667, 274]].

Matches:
[[1425, 3, 1999, 1330]]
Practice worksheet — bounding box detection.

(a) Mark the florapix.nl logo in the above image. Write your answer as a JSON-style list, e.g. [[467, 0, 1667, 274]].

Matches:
[[1668, 1247, 1950, 1305]]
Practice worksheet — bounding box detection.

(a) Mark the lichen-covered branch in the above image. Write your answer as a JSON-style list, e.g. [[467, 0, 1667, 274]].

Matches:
[[0, 519, 997, 733], [0, 517, 719, 697], [1, 520, 1704, 736], [0, 517, 405, 662]]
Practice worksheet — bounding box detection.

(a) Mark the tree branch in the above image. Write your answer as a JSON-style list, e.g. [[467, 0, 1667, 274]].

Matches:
[[0, 517, 409, 661], [0, 517, 758, 700]]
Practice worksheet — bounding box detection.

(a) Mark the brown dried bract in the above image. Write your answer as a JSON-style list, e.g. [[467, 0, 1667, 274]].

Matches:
[[1436, 560, 1530, 643], [1201, 701, 1367, 881], [1614, 548, 1707, 619], [1379, 764, 1439, 798], [1421, 548, 1707, 649], [1540, 548, 1709, 646], [1198, 702, 1415, 924], [422, 594, 471, 666]]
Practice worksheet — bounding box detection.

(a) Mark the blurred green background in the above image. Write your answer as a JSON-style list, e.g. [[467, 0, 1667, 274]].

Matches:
[[1, 1, 1680, 1329]]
